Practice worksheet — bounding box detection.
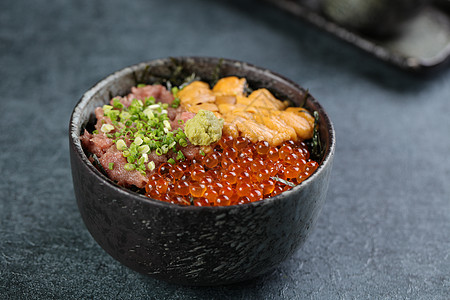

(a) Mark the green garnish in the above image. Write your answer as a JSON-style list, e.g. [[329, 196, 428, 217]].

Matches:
[[95, 94, 190, 174], [101, 124, 115, 133], [124, 163, 136, 171], [176, 150, 185, 161], [171, 97, 180, 108], [112, 98, 124, 109], [178, 138, 188, 147], [108, 162, 114, 170], [167, 158, 176, 165], [184, 110, 224, 146], [116, 139, 127, 151]]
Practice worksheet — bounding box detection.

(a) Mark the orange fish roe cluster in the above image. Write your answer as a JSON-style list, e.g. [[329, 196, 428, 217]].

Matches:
[[144, 136, 319, 206]]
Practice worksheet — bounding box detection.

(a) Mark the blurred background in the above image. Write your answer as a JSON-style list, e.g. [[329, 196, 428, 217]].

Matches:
[[1, 0, 449, 299]]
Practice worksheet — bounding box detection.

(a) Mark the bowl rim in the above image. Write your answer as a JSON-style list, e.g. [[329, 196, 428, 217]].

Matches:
[[69, 56, 336, 210]]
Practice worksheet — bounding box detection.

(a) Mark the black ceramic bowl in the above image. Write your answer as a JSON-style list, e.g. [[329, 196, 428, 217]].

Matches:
[[69, 57, 335, 286]]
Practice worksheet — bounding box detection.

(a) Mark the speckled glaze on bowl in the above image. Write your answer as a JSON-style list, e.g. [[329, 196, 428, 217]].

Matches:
[[69, 57, 335, 286]]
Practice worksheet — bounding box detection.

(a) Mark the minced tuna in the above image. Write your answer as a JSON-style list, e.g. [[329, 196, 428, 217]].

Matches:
[[80, 84, 199, 189]]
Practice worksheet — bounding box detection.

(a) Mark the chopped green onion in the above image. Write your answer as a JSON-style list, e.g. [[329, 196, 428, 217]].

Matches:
[[105, 110, 120, 121], [138, 156, 147, 165], [101, 124, 115, 133], [143, 107, 154, 119], [167, 158, 176, 164], [116, 139, 127, 151], [92, 86, 194, 172], [139, 145, 150, 154], [102, 105, 113, 114], [161, 144, 169, 154], [171, 97, 180, 108], [144, 97, 155, 106], [120, 111, 131, 120], [124, 163, 136, 171], [134, 136, 143, 146], [176, 150, 185, 161], [147, 104, 160, 110], [112, 98, 124, 109], [108, 162, 114, 170], [179, 138, 188, 147], [163, 120, 171, 130]]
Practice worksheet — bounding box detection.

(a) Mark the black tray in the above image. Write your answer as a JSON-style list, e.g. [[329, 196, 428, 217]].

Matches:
[[264, 0, 450, 73]]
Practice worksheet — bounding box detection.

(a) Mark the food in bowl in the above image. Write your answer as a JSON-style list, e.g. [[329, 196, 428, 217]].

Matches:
[[80, 74, 321, 206], [70, 57, 335, 285]]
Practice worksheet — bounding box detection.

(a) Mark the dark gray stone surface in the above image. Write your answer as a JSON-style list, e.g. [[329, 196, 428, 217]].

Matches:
[[1, 0, 449, 299]]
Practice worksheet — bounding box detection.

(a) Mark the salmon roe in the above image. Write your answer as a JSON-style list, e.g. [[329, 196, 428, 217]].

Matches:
[[144, 136, 319, 206]]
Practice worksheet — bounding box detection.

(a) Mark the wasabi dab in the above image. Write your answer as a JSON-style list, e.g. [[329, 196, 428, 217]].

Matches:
[[184, 110, 224, 146]]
